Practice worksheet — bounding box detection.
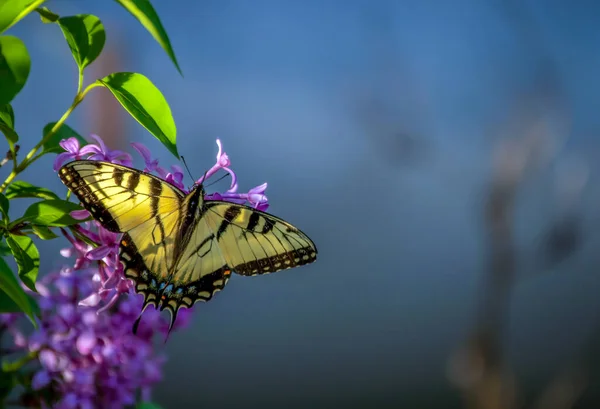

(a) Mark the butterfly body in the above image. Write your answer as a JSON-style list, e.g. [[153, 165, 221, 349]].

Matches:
[[58, 160, 317, 332]]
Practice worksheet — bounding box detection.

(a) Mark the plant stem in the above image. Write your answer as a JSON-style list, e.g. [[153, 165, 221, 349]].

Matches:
[[0, 84, 96, 193], [77, 67, 84, 95]]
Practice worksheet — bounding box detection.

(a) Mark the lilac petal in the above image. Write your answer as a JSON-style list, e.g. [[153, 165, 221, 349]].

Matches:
[[116, 277, 133, 292], [215, 139, 231, 167], [53, 152, 75, 171], [204, 192, 222, 201], [78, 144, 102, 156], [60, 247, 74, 258], [81, 310, 98, 326], [90, 134, 108, 154], [59, 137, 80, 153], [13, 330, 26, 347], [216, 139, 223, 159], [97, 292, 120, 314], [73, 225, 99, 243], [171, 164, 184, 176], [32, 370, 51, 390], [28, 331, 46, 352], [79, 400, 94, 409], [117, 153, 133, 167], [55, 276, 73, 297], [249, 182, 268, 195], [155, 165, 169, 179], [70, 209, 90, 220], [249, 190, 268, 208], [39, 350, 59, 371], [98, 227, 119, 246], [86, 152, 106, 161], [86, 246, 111, 261], [57, 304, 76, 324], [79, 293, 101, 307], [58, 393, 78, 409], [256, 202, 269, 211], [224, 168, 238, 191], [166, 173, 186, 190], [144, 360, 163, 382], [131, 142, 152, 162], [76, 332, 97, 355], [110, 150, 133, 166], [131, 142, 159, 171]]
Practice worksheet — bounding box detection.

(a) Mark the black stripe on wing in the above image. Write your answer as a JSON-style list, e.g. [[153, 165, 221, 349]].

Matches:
[[205, 202, 318, 277], [59, 161, 122, 232], [120, 233, 232, 333]]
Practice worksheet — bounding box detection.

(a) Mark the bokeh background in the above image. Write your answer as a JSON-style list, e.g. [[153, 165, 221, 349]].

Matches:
[[7, 0, 600, 408]]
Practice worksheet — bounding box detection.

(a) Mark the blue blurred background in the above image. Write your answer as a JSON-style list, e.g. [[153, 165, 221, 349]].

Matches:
[[8, 0, 600, 407]]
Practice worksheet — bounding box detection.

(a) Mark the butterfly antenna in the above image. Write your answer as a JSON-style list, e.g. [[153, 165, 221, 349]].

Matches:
[[180, 156, 196, 183], [204, 171, 231, 188]]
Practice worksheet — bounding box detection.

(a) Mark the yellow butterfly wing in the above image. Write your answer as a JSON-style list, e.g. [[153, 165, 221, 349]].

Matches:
[[58, 160, 184, 299], [202, 202, 318, 276], [155, 201, 317, 329]]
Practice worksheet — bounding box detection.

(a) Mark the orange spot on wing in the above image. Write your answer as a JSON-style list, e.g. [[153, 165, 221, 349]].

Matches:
[[224, 269, 231, 276]]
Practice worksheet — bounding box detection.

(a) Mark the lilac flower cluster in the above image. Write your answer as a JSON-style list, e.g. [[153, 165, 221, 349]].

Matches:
[[1, 269, 166, 408]]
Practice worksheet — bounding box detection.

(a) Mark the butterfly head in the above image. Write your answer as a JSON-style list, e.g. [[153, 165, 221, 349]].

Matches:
[[190, 182, 206, 196]]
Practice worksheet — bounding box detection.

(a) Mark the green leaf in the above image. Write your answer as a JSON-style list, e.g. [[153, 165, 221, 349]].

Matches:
[[96, 72, 178, 158], [0, 257, 36, 324], [5, 181, 59, 200], [57, 14, 105, 70], [0, 103, 14, 129], [35, 6, 59, 23], [0, 35, 31, 105], [31, 224, 58, 240], [0, 192, 8, 220], [41, 122, 87, 154], [0, 287, 39, 315], [136, 403, 165, 409], [0, 103, 17, 143], [13, 199, 83, 227], [6, 234, 38, 292], [0, 240, 10, 256], [0, 0, 46, 34], [114, 0, 181, 75]]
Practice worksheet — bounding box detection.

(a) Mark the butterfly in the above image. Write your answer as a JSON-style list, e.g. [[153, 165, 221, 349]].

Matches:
[[58, 160, 318, 333]]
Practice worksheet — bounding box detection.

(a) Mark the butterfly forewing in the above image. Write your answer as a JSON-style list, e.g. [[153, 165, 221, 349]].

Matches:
[[203, 202, 318, 276], [59, 160, 184, 232]]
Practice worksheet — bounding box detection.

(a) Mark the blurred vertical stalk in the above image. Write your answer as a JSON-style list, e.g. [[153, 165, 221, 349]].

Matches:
[[448, 127, 556, 409], [85, 26, 128, 150]]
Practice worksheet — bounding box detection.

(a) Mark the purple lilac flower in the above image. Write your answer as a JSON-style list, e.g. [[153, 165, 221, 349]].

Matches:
[[132, 138, 269, 210], [53, 135, 132, 171], [1, 268, 168, 409]]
